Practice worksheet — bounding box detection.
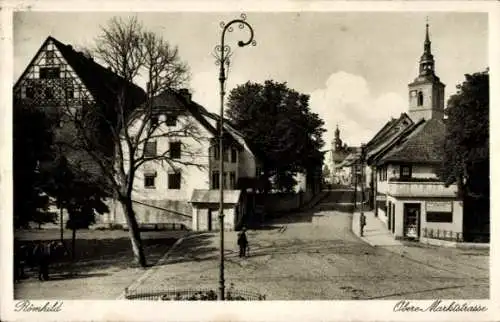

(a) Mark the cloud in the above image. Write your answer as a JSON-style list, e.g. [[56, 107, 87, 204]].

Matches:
[[191, 70, 406, 167], [309, 71, 406, 155]]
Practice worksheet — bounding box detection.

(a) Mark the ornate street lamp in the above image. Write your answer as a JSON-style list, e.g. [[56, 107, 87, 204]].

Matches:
[[213, 13, 255, 301]]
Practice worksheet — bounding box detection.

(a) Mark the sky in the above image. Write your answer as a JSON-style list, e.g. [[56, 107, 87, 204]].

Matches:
[[13, 11, 488, 164]]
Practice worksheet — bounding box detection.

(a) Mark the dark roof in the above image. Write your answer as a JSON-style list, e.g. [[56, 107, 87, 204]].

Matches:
[[332, 149, 350, 162], [50, 37, 146, 111], [15, 36, 146, 112], [143, 89, 254, 152], [365, 113, 415, 164], [379, 118, 446, 164]]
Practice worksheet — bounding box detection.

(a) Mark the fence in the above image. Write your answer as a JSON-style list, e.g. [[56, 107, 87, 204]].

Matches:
[[124, 287, 266, 301], [422, 228, 463, 242]]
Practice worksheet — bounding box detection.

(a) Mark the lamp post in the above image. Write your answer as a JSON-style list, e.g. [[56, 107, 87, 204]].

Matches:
[[214, 13, 255, 301]]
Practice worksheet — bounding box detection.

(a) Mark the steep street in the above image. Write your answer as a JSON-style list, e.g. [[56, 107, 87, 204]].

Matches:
[[129, 189, 489, 300]]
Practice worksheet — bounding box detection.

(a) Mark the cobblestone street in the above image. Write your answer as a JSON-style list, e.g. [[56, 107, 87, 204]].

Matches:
[[130, 192, 489, 300]]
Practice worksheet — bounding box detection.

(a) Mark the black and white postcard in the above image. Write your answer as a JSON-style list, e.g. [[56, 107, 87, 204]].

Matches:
[[1, 1, 498, 321]]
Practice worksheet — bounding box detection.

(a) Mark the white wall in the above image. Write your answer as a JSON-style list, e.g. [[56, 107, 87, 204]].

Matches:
[[386, 196, 463, 239]]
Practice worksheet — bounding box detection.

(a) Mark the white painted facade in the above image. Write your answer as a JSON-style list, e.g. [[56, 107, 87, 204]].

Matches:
[[100, 95, 259, 229]]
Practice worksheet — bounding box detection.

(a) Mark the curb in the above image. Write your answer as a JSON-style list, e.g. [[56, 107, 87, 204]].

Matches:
[[116, 233, 190, 300]]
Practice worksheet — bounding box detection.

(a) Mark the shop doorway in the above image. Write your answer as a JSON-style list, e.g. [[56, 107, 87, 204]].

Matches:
[[403, 203, 420, 239]]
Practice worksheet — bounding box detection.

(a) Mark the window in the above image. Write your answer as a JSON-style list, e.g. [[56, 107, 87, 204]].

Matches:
[[230, 172, 236, 189], [231, 148, 237, 163], [144, 175, 156, 188], [214, 146, 220, 160], [212, 171, 220, 189], [223, 148, 229, 162], [44, 87, 54, 100], [26, 86, 34, 99], [150, 115, 158, 127], [400, 165, 412, 179], [168, 172, 181, 189], [223, 172, 228, 189], [426, 212, 453, 223], [144, 141, 157, 158], [166, 115, 177, 126], [170, 142, 181, 159], [417, 91, 423, 106], [66, 87, 74, 99], [45, 51, 55, 64], [40, 67, 60, 79]]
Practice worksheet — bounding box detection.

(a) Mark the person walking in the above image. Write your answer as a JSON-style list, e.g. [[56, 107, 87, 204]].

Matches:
[[360, 213, 366, 237], [237, 227, 249, 258]]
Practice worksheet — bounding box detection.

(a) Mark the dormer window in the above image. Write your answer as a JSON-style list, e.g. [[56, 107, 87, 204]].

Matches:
[[150, 115, 158, 127], [400, 165, 412, 180], [166, 115, 177, 126]]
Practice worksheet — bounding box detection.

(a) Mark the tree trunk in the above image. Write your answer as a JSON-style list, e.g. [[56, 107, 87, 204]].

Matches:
[[71, 228, 76, 261], [119, 196, 147, 267]]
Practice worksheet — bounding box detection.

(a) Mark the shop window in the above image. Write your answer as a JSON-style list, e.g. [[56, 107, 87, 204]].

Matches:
[[426, 212, 453, 223]]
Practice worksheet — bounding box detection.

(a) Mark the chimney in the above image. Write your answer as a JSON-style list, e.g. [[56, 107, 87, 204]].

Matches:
[[179, 88, 192, 103]]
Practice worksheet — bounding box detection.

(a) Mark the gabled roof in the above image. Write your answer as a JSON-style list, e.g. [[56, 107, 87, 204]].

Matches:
[[15, 36, 146, 110], [378, 117, 446, 164], [144, 89, 257, 157], [365, 113, 416, 164]]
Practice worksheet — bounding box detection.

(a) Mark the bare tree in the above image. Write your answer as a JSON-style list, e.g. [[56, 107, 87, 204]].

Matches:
[[60, 16, 203, 267]]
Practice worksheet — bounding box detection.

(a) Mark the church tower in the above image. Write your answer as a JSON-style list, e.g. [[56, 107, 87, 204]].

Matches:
[[408, 22, 445, 121], [333, 124, 343, 151]]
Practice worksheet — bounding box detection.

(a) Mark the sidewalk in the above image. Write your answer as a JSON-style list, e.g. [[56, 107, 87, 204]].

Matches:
[[351, 210, 403, 249]]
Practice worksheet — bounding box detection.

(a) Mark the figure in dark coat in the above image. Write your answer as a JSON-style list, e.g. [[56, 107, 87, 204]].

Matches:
[[360, 213, 366, 237], [33, 241, 53, 281], [237, 228, 248, 258]]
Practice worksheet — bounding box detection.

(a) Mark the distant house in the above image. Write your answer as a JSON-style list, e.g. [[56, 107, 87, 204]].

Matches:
[[100, 89, 260, 231], [362, 23, 463, 241], [330, 125, 355, 185]]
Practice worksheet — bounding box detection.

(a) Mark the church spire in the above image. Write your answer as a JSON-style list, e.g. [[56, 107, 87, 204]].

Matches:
[[334, 124, 342, 151], [419, 19, 435, 76]]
